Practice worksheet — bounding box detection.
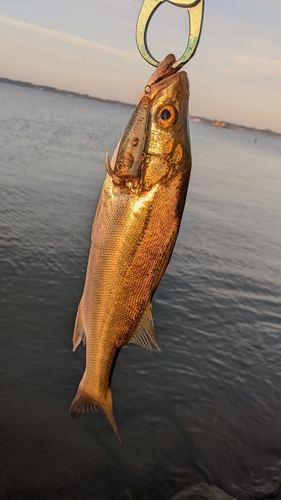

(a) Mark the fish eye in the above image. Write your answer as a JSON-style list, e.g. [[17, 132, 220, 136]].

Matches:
[[161, 109, 171, 120], [158, 105, 177, 128]]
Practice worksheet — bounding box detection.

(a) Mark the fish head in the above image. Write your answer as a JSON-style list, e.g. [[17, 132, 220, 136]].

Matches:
[[142, 71, 191, 190], [106, 68, 191, 192]]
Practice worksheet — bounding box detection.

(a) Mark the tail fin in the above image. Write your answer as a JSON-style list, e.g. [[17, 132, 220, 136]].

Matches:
[[69, 387, 121, 443]]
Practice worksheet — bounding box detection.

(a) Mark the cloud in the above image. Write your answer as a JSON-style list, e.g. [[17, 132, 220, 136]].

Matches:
[[0, 13, 138, 62], [216, 54, 281, 91], [233, 55, 281, 78]]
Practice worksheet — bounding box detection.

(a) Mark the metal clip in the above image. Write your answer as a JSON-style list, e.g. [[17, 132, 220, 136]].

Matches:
[[136, 0, 204, 70]]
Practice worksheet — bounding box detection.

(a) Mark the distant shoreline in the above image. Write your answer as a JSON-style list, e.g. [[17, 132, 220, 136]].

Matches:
[[0, 77, 134, 109], [1, 77, 280, 137]]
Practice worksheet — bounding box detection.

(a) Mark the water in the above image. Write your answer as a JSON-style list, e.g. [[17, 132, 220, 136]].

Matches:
[[0, 82, 281, 500]]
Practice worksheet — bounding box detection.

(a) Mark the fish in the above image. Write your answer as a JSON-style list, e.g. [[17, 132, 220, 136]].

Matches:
[[69, 55, 192, 441]]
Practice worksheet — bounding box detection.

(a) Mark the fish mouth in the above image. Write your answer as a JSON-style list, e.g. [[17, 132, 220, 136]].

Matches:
[[149, 70, 189, 101]]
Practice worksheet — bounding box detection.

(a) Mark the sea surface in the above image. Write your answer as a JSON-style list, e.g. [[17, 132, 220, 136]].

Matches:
[[0, 81, 281, 500]]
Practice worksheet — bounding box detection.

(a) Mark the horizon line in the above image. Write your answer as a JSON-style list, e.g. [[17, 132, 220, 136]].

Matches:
[[1, 76, 280, 137]]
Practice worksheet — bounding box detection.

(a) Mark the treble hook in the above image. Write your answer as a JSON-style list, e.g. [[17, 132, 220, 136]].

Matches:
[[136, 0, 204, 70]]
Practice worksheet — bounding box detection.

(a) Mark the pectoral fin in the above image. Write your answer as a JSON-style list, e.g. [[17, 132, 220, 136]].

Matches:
[[72, 306, 86, 352], [129, 302, 160, 351]]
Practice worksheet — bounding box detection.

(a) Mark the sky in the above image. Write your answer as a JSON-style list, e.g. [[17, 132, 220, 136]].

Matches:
[[0, 0, 281, 133]]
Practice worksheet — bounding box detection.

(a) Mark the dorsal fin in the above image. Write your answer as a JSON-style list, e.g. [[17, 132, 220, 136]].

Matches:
[[128, 302, 160, 351]]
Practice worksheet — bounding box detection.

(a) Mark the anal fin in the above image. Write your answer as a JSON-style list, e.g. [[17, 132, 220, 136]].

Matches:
[[72, 306, 86, 352], [128, 302, 160, 351]]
